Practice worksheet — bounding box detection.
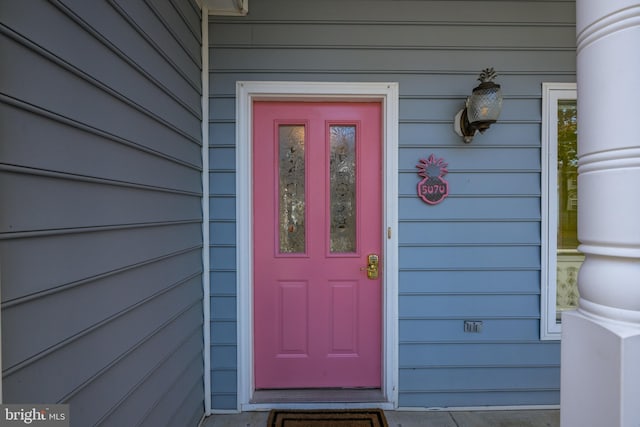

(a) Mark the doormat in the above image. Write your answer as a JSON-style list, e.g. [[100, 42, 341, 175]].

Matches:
[[267, 409, 388, 427]]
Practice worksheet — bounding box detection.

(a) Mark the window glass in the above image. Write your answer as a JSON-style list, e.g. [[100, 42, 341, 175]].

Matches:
[[555, 100, 582, 321], [279, 125, 306, 253], [541, 83, 579, 339], [329, 125, 357, 253]]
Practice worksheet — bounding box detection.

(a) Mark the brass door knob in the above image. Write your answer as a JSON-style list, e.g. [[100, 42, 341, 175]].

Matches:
[[360, 254, 379, 279]]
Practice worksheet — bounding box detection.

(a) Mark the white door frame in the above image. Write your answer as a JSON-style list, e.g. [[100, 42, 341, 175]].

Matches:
[[235, 81, 399, 411]]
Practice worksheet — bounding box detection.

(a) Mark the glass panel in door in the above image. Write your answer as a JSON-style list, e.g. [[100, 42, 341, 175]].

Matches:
[[329, 125, 356, 253]]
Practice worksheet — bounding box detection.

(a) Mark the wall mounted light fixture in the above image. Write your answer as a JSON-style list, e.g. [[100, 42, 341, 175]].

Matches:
[[454, 68, 503, 143]]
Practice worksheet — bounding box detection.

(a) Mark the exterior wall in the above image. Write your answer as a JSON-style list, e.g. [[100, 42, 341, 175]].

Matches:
[[0, 1, 204, 425], [208, 0, 576, 410]]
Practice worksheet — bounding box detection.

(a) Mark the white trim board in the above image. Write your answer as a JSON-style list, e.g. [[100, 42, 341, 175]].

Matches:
[[200, 5, 212, 415], [235, 81, 399, 411]]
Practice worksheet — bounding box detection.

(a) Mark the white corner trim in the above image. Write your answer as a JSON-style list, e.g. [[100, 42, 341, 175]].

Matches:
[[235, 81, 399, 410], [201, 5, 212, 415]]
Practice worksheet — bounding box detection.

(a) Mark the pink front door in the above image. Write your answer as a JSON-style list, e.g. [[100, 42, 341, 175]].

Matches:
[[253, 101, 382, 389]]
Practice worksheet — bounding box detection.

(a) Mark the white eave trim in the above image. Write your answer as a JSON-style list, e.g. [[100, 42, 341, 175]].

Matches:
[[197, 0, 248, 16]]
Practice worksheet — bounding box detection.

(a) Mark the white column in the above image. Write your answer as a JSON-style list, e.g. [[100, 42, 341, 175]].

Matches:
[[561, 1, 640, 426]]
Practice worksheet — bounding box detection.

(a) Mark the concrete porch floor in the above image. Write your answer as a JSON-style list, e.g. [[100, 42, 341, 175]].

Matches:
[[202, 409, 560, 427]]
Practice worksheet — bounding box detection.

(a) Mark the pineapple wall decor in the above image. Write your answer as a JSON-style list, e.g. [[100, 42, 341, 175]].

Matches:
[[416, 154, 449, 205]]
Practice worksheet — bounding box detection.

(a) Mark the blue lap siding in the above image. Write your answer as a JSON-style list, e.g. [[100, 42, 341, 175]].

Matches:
[[207, 0, 575, 409], [0, 0, 204, 425], [0, 0, 576, 417]]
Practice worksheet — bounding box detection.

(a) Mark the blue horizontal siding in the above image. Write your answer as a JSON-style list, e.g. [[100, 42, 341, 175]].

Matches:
[[209, 172, 236, 195], [399, 197, 540, 221], [210, 73, 576, 99], [0, 101, 201, 193], [210, 221, 236, 244], [1, 1, 200, 136], [54, 0, 201, 104], [107, 0, 201, 85], [401, 97, 543, 122], [232, 0, 574, 24], [1, 0, 204, 424], [399, 221, 540, 245], [212, 49, 575, 73], [399, 390, 560, 408], [101, 329, 204, 426], [210, 246, 236, 270], [0, 171, 201, 233], [210, 393, 238, 411], [399, 366, 560, 392], [66, 306, 203, 426], [211, 22, 575, 49], [400, 172, 540, 196], [401, 122, 542, 146], [3, 275, 201, 403], [209, 147, 236, 170], [209, 271, 237, 295], [399, 270, 541, 294], [208, 0, 572, 409], [210, 367, 238, 410], [400, 319, 541, 342], [399, 148, 541, 171], [1, 223, 201, 302], [0, 32, 200, 163], [210, 318, 236, 341], [209, 197, 236, 220], [210, 344, 237, 368], [2, 249, 201, 370], [400, 294, 540, 319], [400, 342, 560, 366], [399, 246, 540, 270], [142, 357, 204, 426], [210, 296, 236, 320]]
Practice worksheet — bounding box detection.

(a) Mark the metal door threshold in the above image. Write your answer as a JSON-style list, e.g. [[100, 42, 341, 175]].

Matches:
[[251, 388, 385, 404]]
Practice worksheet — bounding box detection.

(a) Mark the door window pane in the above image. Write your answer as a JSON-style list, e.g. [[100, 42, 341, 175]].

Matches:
[[329, 125, 356, 253], [279, 125, 305, 253]]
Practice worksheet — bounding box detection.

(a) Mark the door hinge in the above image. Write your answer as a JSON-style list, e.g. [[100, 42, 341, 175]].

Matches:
[[387, 227, 392, 239]]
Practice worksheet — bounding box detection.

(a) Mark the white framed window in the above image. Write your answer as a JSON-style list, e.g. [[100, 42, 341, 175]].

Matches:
[[541, 82, 580, 340]]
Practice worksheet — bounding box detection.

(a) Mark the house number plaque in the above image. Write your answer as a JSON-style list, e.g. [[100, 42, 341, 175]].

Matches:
[[416, 154, 449, 205]]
